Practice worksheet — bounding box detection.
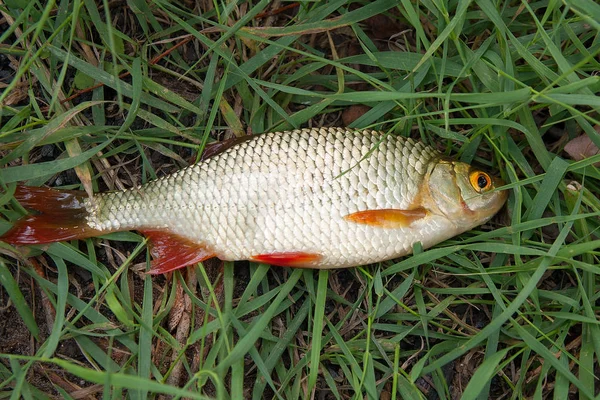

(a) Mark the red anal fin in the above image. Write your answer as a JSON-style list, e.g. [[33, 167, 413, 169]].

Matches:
[[251, 252, 322, 268], [344, 208, 427, 228], [1, 185, 101, 244], [140, 230, 216, 275]]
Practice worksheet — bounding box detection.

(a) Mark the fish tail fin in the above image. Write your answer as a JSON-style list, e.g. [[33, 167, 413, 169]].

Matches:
[[1, 185, 102, 244]]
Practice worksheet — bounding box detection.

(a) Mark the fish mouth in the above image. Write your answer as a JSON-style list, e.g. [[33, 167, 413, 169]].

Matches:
[[470, 176, 508, 224], [492, 176, 509, 208]]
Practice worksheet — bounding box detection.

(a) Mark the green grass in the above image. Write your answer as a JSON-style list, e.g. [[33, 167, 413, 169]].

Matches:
[[1, 0, 600, 398]]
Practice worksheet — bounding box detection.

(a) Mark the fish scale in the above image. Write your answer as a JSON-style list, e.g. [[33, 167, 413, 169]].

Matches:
[[86, 127, 438, 267], [2, 127, 507, 273]]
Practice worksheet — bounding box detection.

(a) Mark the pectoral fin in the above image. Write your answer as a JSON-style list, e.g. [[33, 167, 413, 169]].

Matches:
[[344, 208, 427, 228], [140, 230, 215, 275]]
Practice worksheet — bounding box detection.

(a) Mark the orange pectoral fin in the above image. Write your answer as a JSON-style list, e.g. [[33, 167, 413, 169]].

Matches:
[[344, 208, 427, 228], [140, 230, 216, 275], [251, 252, 322, 268]]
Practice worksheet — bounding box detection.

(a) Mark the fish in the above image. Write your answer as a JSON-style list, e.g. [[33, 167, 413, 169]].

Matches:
[[0, 128, 507, 274]]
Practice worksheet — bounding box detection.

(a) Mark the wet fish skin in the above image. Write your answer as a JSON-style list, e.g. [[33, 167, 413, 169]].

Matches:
[[1, 128, 507, 273], [86, 128, 506, 269]]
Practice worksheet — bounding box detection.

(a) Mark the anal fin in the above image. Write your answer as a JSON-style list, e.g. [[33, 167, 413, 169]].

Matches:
[[251, 252, 322, 268], [140, 230, 215, 275], [344, 208, 427, 228]]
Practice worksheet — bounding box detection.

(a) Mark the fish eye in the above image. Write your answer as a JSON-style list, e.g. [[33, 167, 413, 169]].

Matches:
[[469, 171, 492, 193]]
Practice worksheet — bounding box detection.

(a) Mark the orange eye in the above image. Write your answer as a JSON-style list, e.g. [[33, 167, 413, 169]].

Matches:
[[469, 171, 492, 193]]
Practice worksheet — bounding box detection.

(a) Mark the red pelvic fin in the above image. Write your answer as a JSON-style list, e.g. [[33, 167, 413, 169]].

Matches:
[[140, 230, 216, 275], [344, 208, 427, 228], [1, 185, 101, 244], [251, 252, 322, 268]]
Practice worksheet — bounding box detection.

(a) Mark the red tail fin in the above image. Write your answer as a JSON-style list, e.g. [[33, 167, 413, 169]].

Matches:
[[1, 185, 102, 244]]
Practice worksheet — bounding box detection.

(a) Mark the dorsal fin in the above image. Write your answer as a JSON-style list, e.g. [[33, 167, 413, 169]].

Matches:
[[200, 136, 255, 161]]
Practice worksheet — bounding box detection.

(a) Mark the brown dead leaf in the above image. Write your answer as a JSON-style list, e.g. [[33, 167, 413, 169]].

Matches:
[[1, 79, 29, 106], [168, 280, 185, 332], [342, 104, 371, 126], [564, 131, 600, 165], [168, 270, 195, 387]]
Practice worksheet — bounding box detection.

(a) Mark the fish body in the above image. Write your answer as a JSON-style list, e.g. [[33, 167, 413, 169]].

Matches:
[[2, 128, 507, 274]]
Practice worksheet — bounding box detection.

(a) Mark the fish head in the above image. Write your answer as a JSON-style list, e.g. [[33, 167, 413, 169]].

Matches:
[[425, 159, 508, 229]]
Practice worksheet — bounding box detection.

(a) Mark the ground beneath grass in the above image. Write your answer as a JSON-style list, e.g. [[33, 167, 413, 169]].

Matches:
[[1, 1, 600, 399]]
